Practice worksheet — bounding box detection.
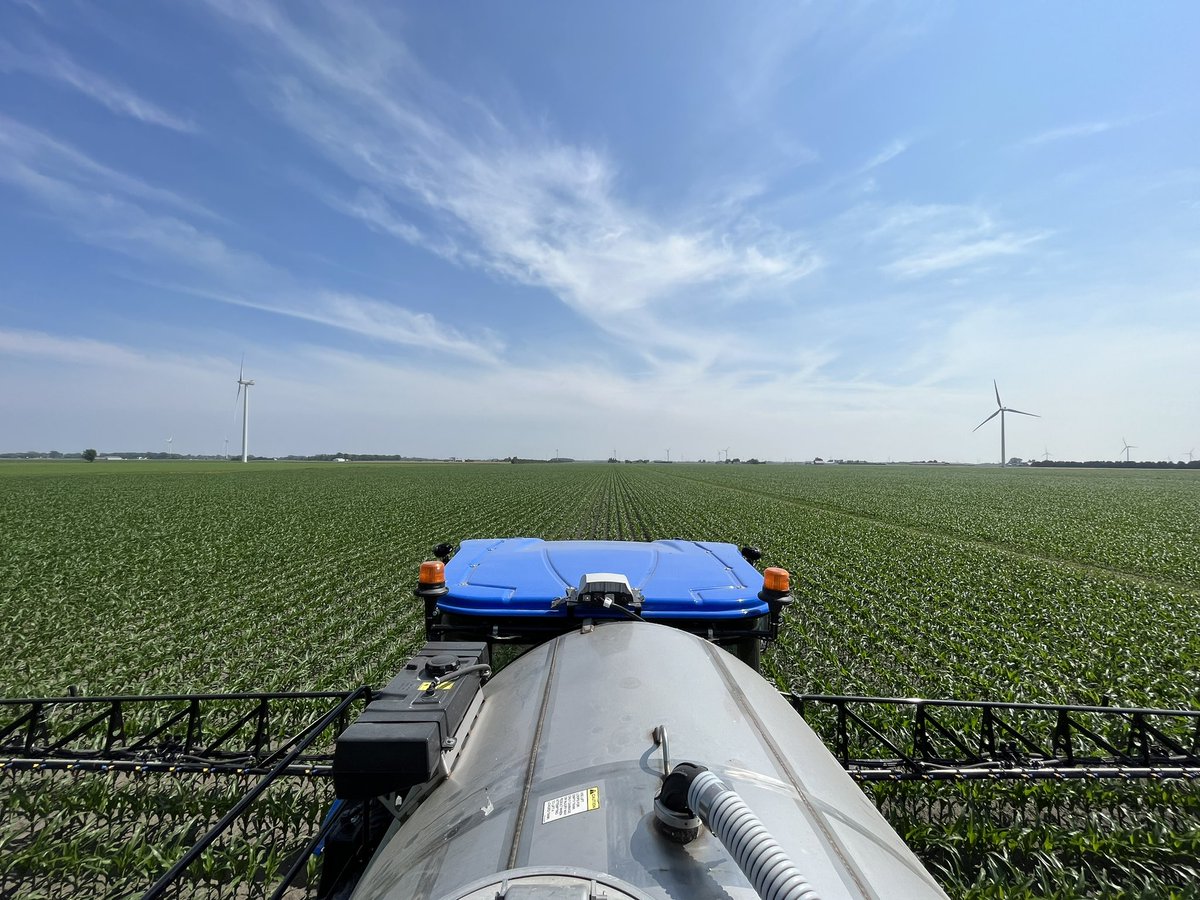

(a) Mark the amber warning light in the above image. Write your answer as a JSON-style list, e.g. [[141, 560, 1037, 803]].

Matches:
[[418, 560, 446, 586], [762, 567, 790, 593]]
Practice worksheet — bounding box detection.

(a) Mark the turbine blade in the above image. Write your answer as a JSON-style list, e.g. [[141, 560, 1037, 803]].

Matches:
[[972, 409, 1001, 432], [1006, 408, 1039, 418], [239, 354, 244, 382], [993, 379, 1002, 408]]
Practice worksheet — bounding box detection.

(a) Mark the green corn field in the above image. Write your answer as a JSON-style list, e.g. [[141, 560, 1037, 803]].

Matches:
[[2, 460, 1198, 898]]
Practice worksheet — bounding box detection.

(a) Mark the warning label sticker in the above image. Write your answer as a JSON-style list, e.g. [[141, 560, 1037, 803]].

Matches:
[[542, 786, 600, 824], [416, 682, 453, 691]]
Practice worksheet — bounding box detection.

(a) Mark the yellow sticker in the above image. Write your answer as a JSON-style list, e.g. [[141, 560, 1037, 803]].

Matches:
[[417, 681, 454, 691], [542, 787, 601, 823]]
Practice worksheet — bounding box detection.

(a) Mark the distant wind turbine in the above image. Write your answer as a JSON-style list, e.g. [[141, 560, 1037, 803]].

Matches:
[[1121, 438, 1136, 463], [223, 436, 229, 460], [166, 436, 173, 456], [236, 358, 255, 463], [1187, 448, 1196, 463], [972, 380, 1039, 466]]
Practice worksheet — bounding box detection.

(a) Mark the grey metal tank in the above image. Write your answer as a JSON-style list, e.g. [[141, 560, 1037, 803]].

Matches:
[[350, 622, 947, 900]]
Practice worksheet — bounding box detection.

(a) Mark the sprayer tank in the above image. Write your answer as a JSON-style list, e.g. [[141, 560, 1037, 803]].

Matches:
[[350, 622, 946, 900]]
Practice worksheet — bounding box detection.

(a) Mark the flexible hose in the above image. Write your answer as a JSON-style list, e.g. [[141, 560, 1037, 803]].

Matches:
[[687, 770, 822, 900], [425, 664, 491, 691]]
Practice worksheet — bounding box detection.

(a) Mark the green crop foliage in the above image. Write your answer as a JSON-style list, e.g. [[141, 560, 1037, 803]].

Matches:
[[2, 459, 1198, 898]]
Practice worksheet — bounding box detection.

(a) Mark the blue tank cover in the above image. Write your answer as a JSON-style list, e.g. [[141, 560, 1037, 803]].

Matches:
[[439, 539, 769, 620]]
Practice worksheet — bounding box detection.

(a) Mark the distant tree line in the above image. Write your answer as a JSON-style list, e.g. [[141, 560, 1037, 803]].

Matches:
[[0, 450, 184, 460], [6, 451, 1196, 469], [284, 453, 444, 462], [1030, 460, 1200, 469]]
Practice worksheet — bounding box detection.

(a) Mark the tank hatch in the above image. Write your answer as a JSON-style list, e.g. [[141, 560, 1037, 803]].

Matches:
[[445, 867, 653, 900]]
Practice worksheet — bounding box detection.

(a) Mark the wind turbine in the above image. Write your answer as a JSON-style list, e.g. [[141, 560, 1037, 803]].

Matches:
[[1120, 438, 1136, 463], [236, 359, 254, 463], [972, 380, 1039, 466], [666, 448, 671, 463], [223, 436, 229, 461], [1186, 448, 1196, 463], [166, 436, 173, 457]]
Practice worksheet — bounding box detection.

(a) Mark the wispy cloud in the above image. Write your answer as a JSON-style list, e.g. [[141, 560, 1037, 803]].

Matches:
[[0, 36, 197, 132], [884, 234, 1044, 279], [0, 114, 215, 219], [165, 283, 502, 363], [866, 203, 1049, 279], [719, 4, 939, 123], [859, 138, 910, 173], [0, 326, 148, 368], [325, 187, 424, 246], [201, 0, 819, 360], [0, 116, 501, 362], [8, 0, 47, 20], [1016, 118, 1133, 149]]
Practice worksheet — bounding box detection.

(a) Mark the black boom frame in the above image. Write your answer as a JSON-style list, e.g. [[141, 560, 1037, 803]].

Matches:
[[0, 689, 371, 776], [789, 693, 1200, 781]]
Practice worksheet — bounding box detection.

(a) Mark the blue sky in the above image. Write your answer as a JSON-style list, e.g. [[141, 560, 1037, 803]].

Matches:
[[1, 1, 1197, 461]]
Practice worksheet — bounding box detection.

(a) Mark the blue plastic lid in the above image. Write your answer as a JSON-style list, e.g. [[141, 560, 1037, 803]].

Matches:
[[439, 539, 768, 620]]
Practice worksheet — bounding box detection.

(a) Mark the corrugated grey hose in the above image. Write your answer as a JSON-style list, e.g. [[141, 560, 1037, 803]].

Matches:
[[687, 770, 822, 900]]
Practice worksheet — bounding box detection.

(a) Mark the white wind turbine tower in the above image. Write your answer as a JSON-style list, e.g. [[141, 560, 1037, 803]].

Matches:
[[166, 436, 173, 456], [236, 359, 255, 463], [1186, 448, 1196, 463], [1121, 438, 1136, 463], [972, 380, 1039, 466]]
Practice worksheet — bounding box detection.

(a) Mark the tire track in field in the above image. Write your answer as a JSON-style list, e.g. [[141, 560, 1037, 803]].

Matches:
[[570, 470, 612, 540], [597, 470, 614, 539], [592, 467, 636, 540], [613, 467, 652, 541], [604, 469, 616, 539], [656, 469, 1200, 597], [612, 468, 626, 540]]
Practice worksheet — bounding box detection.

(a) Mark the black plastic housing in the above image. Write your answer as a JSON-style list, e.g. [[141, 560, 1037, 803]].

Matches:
[[332, 641, 488, 800]]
